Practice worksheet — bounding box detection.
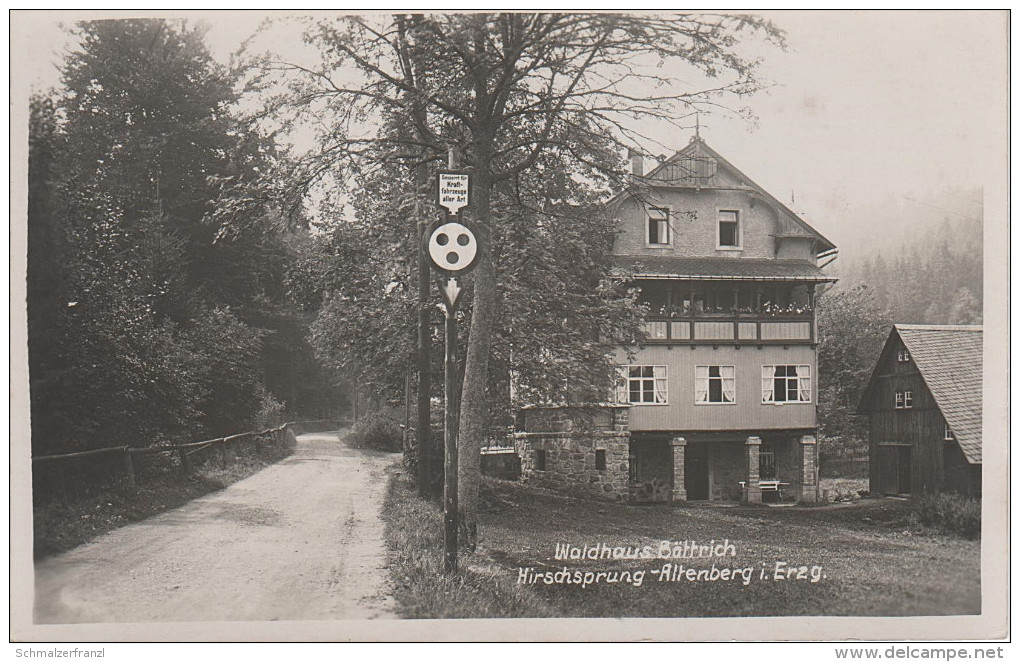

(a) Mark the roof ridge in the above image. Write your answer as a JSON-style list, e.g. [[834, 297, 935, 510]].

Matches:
[[614, 255, 818, 262], [895, 324, 983, 331]]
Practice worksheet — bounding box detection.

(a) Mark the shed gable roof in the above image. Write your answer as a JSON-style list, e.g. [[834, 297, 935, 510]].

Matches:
[[859, 325, 983, 463]]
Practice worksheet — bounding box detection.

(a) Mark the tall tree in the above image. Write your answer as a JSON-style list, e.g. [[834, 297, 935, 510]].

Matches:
[[27, 19, 328, 453], [816, 283, 890, 444], [239, 12, 783, 546]]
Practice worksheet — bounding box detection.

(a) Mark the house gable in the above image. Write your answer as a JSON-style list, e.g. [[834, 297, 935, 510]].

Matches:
[[610, 137, 837, 261], [858, 325, 982, 464]]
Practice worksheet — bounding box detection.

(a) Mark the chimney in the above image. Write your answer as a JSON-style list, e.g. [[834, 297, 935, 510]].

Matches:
[[627, 149, 644, 178]]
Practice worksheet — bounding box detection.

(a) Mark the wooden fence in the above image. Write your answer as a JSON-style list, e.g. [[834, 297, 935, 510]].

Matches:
[[32, 420, 346, 503]]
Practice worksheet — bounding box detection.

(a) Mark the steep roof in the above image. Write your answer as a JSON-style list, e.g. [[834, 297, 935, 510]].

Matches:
[[613, 255, 837, 281], [860, 325, 983, 463], [612, 136, 837, 257]]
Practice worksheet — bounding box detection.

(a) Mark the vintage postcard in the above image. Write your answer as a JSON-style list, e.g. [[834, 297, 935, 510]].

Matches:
[[9, 9, 1010, 645]]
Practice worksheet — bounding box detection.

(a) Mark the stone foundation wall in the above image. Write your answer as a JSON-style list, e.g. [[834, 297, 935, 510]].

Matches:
[[515, 405, 631, 502]]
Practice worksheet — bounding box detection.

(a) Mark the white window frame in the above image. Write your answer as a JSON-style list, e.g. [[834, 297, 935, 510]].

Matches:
[[716, 208, 742, 250], [895, 390, 905, 409], [944, 423, 954, 441], [617, 365, 668, 405], [903, 390, 913, 409], [646, 206, 671, 248], [695, 365, 736, 405], [761, 364, 812, 404], [897, 348, 911, 362]]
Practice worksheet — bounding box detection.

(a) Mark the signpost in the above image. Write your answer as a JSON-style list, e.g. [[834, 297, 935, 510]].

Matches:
[[428, 169, 477, 573]]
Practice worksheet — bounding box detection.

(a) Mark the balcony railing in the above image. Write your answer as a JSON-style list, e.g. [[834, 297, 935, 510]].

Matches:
[[640, 312, 814, 344]]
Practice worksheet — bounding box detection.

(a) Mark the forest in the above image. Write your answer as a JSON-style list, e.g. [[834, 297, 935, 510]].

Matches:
[[816, 189, 983, 449], [25, 16, 983, 486], [26, 20, 344, 457]]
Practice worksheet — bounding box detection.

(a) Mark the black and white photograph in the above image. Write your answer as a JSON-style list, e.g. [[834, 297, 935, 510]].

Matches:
[[9, 9, 1009, 646]]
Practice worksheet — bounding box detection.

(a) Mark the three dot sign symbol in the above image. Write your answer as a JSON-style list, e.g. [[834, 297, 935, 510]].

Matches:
[[428, 221, 478, 274]]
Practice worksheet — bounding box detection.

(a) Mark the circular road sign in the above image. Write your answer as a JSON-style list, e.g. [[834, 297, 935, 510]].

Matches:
[[427, 221, 478, 274]]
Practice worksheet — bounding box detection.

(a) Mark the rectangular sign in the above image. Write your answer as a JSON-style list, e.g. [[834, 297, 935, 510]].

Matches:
[[437, 171, 470, 216]]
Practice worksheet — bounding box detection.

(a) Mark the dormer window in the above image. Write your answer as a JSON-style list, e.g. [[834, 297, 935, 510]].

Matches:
[[647, 207, 670, 246], [718, 210, 741, 248]]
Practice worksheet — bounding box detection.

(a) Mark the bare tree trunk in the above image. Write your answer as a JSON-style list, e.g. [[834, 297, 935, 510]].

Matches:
[[457, 167, 495, 550]]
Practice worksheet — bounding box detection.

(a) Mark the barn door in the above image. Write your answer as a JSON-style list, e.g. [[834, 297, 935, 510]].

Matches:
[[876, 446, 899, 495], [878, 445, 912, 495]]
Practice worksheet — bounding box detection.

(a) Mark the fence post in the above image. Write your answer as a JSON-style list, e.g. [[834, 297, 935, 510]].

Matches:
[[123, 447, 136, 488]]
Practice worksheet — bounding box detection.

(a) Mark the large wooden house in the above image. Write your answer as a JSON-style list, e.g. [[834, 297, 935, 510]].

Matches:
[[857, 325, 982, 497], [515, 136, 837, 504]]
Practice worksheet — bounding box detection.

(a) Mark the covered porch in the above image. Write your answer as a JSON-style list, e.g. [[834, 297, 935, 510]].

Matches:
[[628, 431, 819, 503]]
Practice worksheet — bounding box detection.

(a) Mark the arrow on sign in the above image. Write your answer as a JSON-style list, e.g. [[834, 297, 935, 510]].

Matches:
[[441, 278, 462, 310]]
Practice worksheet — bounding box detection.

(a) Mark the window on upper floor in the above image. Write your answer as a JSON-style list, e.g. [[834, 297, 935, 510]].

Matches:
[[944, 423, 955, 441], [695, 365, 735, 404], [895, 390, 913, 409], [647, 207, 671, 246], [617, 365, 668, 405], [762, 365, 812, 404], [897, 347, 911, 362], [718, 210, 740, 248]]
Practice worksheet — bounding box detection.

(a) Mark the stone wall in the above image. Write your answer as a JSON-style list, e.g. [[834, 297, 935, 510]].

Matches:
[[515, 405, 631, 502]]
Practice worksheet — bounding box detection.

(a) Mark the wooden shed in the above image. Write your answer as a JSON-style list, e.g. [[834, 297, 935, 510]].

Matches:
[[857, 325, 982, 497]]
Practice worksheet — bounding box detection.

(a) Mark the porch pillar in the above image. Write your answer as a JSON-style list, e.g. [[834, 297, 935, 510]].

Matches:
[[744, 436, 762, 504], [669, 437, 687, 502], [799, 434, 819, 503]]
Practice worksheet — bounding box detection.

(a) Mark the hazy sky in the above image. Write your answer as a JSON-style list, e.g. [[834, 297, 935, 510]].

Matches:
[[17, 10, 1007, 246]]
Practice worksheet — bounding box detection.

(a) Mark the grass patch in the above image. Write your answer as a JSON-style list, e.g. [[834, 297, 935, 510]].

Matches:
[[910, 493, 981, 539], [33, 436, 294, 560], [382, 469, 556, 618], [383, 475, 980, 618]]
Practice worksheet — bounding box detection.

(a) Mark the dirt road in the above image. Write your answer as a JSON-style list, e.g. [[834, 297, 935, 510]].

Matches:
[[34, 432, 399, 623]]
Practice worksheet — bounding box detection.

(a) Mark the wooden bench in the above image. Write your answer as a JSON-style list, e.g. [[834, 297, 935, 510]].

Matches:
[[739, 480, 791, 501]]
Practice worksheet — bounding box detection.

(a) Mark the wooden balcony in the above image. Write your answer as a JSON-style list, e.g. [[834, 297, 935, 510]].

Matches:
[[639, 311, 815, 345]]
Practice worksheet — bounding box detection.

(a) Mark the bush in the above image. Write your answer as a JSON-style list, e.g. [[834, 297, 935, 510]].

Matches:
[[911, 492, 981, 539], [348, 411, 403, 452], [253, 385, 286, 429]]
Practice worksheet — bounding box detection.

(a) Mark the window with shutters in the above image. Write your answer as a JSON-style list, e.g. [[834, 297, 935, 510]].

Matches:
[[762, 365, 812, 404], [617, 365, 668, 405], [646, 207, 671, 246], [695, 365, 736, 404], [717, 210, 741, 248]]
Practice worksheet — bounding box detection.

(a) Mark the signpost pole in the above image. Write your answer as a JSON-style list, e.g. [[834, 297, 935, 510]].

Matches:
[[427, 165, 475, 574], [443, 281, 460, 573]]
